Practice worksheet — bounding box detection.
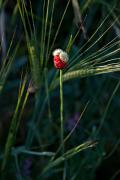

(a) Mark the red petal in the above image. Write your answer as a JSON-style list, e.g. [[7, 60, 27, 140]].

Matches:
[[53, 55, 67, 69]]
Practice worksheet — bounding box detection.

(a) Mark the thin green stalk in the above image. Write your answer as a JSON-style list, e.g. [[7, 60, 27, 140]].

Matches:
[[60, 70, 64, 154], [44, 68, 52, 122], [40, 0, 46, 66], [60, 69, 66, 179], [42, 0, 50, 66], [48, 0, 71, 58], [95, 81, 120, 136], [1, 76, 27, 177], [45, 0, 55, 66]]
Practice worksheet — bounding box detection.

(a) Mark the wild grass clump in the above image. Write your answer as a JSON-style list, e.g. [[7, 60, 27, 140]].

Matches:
[[0, 0, 120, 179]]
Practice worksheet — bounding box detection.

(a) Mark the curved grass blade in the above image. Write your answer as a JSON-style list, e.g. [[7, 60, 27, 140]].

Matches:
[[1, 76, 28, 172], [42, 140, 96, 174]]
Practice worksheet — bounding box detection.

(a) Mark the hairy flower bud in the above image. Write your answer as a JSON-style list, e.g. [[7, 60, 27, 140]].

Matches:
[[52, 49, 69, 69]]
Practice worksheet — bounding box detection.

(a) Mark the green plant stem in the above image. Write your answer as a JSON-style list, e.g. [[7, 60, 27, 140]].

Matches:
[[60, 70, 64, 154], [60, 69, 66, 179]]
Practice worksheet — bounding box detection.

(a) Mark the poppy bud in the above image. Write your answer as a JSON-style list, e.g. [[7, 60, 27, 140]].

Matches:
[[52, 49, 69, 69]]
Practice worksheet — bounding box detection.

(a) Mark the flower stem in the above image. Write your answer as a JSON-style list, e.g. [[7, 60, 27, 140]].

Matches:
[[60, 70, 64, 154], [60, 70, 67, 179]]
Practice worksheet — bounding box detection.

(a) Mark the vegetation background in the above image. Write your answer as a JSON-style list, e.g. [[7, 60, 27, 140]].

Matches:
[[0, 0, 120, 179]]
